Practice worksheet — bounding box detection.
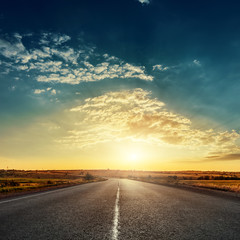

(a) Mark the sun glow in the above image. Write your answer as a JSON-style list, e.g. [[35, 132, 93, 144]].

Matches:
[[129, 153, 138, 162], [125, 146, 144, 165]]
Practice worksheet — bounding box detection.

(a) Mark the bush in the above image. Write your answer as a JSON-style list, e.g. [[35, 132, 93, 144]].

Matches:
[[47, 180, 53, 185], [167, 175, 178, 184], [84, 173, 94, 180], [0, 180, 20, 187], [9, 180, 20, 186]]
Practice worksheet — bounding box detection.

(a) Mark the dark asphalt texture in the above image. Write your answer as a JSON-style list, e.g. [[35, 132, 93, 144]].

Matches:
[[0, 179, 239, 240]]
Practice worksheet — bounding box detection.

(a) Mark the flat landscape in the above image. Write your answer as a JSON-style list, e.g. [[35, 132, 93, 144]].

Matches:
[[1, 170, 240, 199], [124, 170, 240, 195], [1, 1, 240, 239]]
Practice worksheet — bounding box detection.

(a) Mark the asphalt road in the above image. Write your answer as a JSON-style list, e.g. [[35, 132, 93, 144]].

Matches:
[[0, 179, 239, 240]]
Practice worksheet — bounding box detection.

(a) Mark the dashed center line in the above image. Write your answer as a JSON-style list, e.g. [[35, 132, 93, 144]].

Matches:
[[112, 182, 120, 240]]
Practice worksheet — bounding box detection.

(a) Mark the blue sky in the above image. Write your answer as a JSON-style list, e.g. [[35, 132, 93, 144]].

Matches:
[[1, 0, 240, 170]]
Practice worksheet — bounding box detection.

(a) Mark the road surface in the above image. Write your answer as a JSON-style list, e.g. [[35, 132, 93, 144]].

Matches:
[[0, 179, 239, 240]]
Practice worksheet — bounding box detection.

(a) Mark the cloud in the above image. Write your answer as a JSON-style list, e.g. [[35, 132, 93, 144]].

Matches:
[[34, 88, 57, 95], [0, 33, 153, 84], [193, 59, 201, 66], [50, 48, 79, 64], [0, 33, 52, 64], [16, 65, 28, 71], [29, 61, 63, 72], [51, 89, 56, 95], [39, 33, 71, 46], [138, 0, 150, 5], [152, 60, 202, 73], [34, 89, 45, 94], [13, 33, 22, 40], [9, 85, 16, 91], [205, 153, 240, 161], [153, 64, 169, 71], [0, 37, 25, 59], [52, 34, 71, 45], [57, 88, 240, 152], [36, 58, 153, 84]]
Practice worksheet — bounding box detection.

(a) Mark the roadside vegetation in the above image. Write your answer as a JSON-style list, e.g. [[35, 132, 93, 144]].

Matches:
[[82, 169, 240, 194], [1, 169, 239, 197], [178, 179, 240, 192], [126, 171, 240, 194], [0, 170, 105, 198]]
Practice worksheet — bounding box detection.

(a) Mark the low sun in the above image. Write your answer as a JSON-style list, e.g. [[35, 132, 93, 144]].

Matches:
[[129, 153, 138, 162], [120, 144, 144, 165]]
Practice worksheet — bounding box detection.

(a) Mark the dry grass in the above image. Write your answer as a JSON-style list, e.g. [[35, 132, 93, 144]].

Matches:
[[124, 171, 240, 193], [128, 177, 240, 193], [0, 170, 105, 196], [1, 169, 239, 194], [179, 180, 240, 192]]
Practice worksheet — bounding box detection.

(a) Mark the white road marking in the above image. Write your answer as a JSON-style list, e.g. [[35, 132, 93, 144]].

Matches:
[[112, 182, 120, 240], [0, 184, 84, 205]]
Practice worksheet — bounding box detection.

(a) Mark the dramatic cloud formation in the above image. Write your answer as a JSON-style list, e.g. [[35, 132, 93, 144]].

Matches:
[[0, 33, 153, 84], [58, 89, 240, 156]]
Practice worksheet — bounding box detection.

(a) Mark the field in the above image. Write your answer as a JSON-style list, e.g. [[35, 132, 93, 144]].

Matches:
[[0, 170, 105, 198], [80, 169, 240, 194], [1, 169, 240, 198], [124, 171, 240, 194], [178, 180, 240, 192]]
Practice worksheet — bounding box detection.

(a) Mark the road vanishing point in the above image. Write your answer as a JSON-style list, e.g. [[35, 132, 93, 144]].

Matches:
[[0, 179, 239, 240]]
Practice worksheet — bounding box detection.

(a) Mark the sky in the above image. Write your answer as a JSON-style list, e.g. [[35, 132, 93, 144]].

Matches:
[[1, 0, 240, 171]]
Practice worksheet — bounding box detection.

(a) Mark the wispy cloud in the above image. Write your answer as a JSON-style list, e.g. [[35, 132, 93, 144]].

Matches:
[[0, 33, 153, 84], [152, 60, 202, 73], [193, 59, 201, 66], [52, 34, 71, 45], [205, 153, 240, 161], [0, 37, 25, 59], [138, 0, 150, 5], [153, 64, 170, 71], [39, 32, 71, 46], [57, 88, 240, 153]]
